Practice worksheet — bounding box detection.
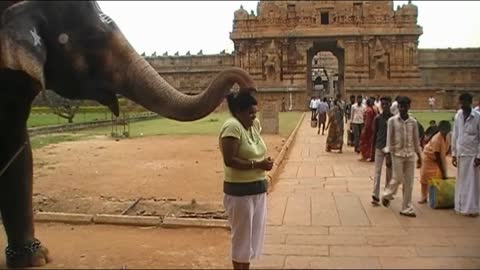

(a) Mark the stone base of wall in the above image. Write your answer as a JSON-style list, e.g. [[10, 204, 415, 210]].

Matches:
[[212, 87, 480, 113]]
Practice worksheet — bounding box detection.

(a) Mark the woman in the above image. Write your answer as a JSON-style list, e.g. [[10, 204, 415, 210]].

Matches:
[[359, 98, 377, 161], [219, 90, 274, 270], [418, 120, 452, 204], [325, 99, 344, 153]]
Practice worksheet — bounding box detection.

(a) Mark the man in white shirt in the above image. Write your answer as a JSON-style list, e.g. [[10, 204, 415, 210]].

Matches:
[[428, 96, 436, 111], [452, 92, 480, 217], [350, 95, 366, 153], [316, 98, 329, 135], [309, 96, 318, 119], [390, 96, 399, 115]]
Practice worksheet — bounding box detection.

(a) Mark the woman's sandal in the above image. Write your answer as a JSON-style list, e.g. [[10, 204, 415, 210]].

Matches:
[[417, 199, 427, 204]]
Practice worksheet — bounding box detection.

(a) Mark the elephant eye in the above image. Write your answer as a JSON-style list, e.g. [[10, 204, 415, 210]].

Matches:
[[78, 30, 110, 49]]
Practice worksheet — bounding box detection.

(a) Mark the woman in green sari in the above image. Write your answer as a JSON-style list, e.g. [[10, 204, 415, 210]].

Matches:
[[326, 99, 345, 153]]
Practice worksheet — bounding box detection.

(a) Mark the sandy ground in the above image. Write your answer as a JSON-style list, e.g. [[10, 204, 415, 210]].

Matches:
[[0, 223, 232, 269], [0, 134, 288, 269], [32, 134, 285, 215]]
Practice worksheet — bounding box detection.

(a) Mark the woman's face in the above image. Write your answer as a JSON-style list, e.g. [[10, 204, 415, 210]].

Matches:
[[236, 105, 258, 128]]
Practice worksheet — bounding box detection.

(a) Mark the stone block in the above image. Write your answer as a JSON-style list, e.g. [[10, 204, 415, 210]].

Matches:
[[35, 212, 93, 224], [263, 244, 328, 256], [94, 214, 161, 227], [379, 257, 478, 269], [287, 234, 366, 246], [285, 256, 381, 269], [260, 102, 279, 134], [330, 245, 417, 257], [161, 216, 229, 229], [416, 246, 480, 257], [251, 255, 286, 269]]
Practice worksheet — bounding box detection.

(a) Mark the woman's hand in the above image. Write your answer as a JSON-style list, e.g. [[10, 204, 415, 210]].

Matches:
[[452, 156, 457, 167], [256, 157, 274, 171]]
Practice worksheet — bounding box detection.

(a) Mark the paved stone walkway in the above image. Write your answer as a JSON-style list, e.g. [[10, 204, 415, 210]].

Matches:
[[252, 116, 480, 269]]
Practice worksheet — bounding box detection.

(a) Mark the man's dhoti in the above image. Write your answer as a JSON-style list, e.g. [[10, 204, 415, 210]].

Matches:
[[455, 156, 480, 214]]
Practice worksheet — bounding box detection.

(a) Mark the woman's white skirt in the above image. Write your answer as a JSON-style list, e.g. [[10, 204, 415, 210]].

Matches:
[[223, 193, 267, 263]]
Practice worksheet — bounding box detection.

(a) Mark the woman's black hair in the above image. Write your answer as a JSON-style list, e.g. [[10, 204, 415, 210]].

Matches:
[[438, 120, 452, 132], [226, 90, 258, 115], [380, 96, 392, 103], [425, 120, 452, 145]]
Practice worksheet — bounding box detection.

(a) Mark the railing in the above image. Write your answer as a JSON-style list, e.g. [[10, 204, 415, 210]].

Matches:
[[28, 112, 160, 137]]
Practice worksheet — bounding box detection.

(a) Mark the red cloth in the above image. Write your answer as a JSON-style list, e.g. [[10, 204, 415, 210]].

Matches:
[[359, 107, 377, 160]]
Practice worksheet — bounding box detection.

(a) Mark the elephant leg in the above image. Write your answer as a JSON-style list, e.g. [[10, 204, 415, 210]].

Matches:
[[0, 129, 51, 268]]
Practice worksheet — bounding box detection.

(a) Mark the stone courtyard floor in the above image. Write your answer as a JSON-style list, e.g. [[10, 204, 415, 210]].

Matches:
[[252, 116, 480, 269], [1, 115, 480, 269]]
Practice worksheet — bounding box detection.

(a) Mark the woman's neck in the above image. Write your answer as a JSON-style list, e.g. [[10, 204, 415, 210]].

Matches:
[[235, 116, 250, 130]]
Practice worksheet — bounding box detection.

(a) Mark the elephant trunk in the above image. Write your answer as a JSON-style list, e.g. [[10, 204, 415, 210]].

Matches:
[[113, 32, 256, 121]]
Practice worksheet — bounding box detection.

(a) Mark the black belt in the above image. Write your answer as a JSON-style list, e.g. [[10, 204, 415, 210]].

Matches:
[[224, 179, 268, 196]]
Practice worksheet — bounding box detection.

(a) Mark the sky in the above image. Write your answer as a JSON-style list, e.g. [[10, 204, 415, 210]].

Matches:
[[97, 1, 480, 56]]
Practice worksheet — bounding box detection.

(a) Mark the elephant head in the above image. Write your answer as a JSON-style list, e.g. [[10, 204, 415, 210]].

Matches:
[[0, 1, 255, 268], [0, 0, 256, 120]]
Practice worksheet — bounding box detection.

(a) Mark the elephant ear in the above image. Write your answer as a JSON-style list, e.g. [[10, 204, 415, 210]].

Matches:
[[0, 2, 47, 92]]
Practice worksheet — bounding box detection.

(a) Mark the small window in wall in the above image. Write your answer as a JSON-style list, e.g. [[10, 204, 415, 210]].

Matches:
[[321, 12, 329, 25], [287, 4, 296, 17]]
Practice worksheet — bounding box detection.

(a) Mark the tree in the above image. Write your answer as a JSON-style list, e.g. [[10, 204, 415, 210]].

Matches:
[[42, 89, 82, 123]]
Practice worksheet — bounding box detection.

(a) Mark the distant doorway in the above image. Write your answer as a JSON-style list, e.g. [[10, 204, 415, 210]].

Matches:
[[311, 51, 339, 98], [306, 40, 345, 99]]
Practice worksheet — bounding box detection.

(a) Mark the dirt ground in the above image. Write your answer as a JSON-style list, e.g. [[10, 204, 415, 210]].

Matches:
[[0, 135, 287, 269], [32, 134, 285, 216], [0, 223, 232, 269]]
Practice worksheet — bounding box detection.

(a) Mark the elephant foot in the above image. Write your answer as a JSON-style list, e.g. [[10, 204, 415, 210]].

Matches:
[[5, 239, 52, 268]]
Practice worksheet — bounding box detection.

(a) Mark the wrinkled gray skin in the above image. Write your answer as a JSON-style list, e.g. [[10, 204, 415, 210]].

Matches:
[[0, 1, 255, 268]]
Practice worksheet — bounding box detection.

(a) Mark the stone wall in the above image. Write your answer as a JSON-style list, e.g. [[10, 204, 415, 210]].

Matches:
[[144, 47, 480, 111], [147, 54, 236, 94], [418, 48, 480, 109]]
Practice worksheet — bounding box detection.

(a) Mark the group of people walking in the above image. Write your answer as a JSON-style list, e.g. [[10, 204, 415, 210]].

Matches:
[[218, 90, 479, 269], [371, 93, 479, 218], [311, 92, 479, 218]]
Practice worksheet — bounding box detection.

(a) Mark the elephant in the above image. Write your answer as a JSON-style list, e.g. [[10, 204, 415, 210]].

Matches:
[[0, 1, 256, 268]]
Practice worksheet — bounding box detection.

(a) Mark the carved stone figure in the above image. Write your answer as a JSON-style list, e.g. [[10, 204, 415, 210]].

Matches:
[[371, 38, 389, 79], [263, 40, 281, 81]]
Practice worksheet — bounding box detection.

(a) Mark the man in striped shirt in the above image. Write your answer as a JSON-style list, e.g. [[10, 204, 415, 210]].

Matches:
[[382, 96, 423, 217]]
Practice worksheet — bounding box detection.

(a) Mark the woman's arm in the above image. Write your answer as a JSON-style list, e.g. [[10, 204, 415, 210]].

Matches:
[[221, 137, 256, 170], [434, 152, 447, 179], [221, 137, 271, 171]]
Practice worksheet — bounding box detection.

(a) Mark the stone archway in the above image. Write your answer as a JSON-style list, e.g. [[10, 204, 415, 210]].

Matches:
[[230, 1, 425, 110], [306, 40, 345, 99]]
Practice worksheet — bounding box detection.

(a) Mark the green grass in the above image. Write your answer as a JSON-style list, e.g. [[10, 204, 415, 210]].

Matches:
[[27, 112, 112, 128], [30, 134, 90, 149], [30, 112, 304, 149], [85, 112, 303, 138], [410, 111, 456, 127]]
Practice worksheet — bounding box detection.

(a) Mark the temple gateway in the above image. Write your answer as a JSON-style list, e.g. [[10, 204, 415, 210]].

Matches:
[[147, 1, 480, 110]]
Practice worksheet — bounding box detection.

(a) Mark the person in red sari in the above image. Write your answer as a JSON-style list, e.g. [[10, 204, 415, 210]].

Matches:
[[359, 98, 377, 161]]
